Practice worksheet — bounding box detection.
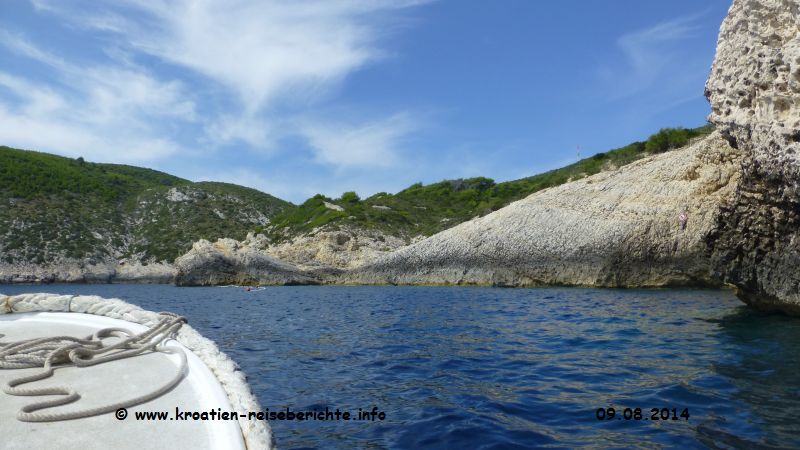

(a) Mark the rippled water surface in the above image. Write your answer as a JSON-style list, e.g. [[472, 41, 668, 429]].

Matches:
[[4, 285, 800, 449]]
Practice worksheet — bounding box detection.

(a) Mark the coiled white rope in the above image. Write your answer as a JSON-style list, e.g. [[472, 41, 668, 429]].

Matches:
[[0, 294, 272, 448], [0, 312, 188, 422]]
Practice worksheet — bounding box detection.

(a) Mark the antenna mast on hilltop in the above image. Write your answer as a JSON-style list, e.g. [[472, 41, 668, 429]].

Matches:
[[576, 145, 581, 162]]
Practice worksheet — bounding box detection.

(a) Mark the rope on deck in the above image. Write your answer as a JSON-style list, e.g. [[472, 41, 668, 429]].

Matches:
[[0, 312, 187, 422], [0, 293, 272, 450]]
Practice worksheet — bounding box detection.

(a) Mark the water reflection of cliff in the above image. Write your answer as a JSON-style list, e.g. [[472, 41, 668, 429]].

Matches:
[[698, 308, 800, 448]]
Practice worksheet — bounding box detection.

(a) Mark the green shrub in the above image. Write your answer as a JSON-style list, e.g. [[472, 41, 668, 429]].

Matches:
[[644, 127, 701, 153], [339, 191, 360, 204]]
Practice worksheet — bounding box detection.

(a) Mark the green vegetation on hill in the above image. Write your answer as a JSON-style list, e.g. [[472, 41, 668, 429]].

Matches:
[[128, 181, 292, 260], [0, 146, 187, 200], [0, 147, 290, 264], [644, 127, 708, 153], [263, 125, 715, 241]]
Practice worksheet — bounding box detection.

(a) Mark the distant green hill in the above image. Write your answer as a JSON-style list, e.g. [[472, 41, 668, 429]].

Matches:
[[262, 125, 715, 242], [0, 124, 713, 265], [0, 147, 290, 264]]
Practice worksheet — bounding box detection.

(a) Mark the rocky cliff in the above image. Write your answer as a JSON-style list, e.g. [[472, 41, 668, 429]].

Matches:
[[705, 0, 800, 314], [346, 133, 743, 287], [174, 236, 319, 286], [265, 225, 415, 270], [0, 260, 174, 284]]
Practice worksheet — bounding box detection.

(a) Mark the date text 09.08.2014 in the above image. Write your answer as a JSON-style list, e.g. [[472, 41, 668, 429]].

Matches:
[[595, 407, 690, 422]]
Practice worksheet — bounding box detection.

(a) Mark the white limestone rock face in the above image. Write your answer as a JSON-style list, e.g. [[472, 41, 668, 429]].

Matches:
[[705, 0, 800, 314], [0, 259, 174, 284], [706, 0, 800, 135], [347, 133, 743, 288], [266, 226, 410, 270], [113, 261, 176, 283], [174, 238, 318, 286], [323, 201, 345, 212]]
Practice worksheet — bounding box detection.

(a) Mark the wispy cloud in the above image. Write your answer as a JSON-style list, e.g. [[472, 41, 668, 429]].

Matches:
[[302, 114, 417, 169], [26, 0, 430, 149], [0, 0, 430, 168], [598, 13, 706, 101], [0, 99, 179, 163], [0, 33, 192, 161]]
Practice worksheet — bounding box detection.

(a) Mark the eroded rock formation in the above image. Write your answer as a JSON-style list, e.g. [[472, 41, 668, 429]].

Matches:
[[174, 238, 318, 286], [0, 260, 174, 284], [705, 0, 800, 314], [265, 226, 413, 270]]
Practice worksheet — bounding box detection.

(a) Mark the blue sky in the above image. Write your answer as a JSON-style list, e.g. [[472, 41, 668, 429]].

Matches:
[[0, 0, 731, 203]]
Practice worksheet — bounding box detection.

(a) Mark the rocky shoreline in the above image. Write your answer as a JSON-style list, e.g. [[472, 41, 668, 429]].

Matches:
[[0, 260, 175, 285]]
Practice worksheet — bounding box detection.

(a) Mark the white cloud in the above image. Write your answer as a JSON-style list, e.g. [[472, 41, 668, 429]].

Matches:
[[6, 0, 430, 162], [600, 14, 704, 100], [0, 32, 196, 122], [33, 0, 428, 111], [0, 72, 65, 116], [0, 31, 71, 70], [619, 17, 698, 71], [302, 114, 416, 169], [205, 115, 274, 150], [0, 102, 178, 162], [0, 34, 191, 162]]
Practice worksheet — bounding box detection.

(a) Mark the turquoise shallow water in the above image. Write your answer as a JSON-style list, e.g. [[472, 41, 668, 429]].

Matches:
[[3, 285, 800, 449]]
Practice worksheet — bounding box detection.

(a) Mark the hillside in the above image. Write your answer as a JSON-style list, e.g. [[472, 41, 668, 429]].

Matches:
[[263, 125, 714, 243], [0, 147, 290, 265], [0, 124, 714, 280]]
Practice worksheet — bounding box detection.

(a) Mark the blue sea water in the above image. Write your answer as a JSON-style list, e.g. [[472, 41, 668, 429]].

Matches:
[[3, 285, 800, 449]]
